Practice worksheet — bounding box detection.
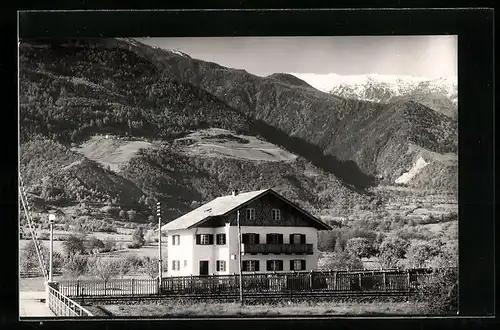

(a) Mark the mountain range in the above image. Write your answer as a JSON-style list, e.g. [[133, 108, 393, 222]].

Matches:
[[18, 38, 458, 223], [291, 73, 457, 119]]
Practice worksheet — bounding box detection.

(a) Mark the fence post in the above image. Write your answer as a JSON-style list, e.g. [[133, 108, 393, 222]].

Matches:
[[309, 270, 313, 289], [407, 270, 411, 293], [358, 273, 362, 290], [383, 272, 387, 291], [131, 279, 134, 296], [333, 271, 337, 291]]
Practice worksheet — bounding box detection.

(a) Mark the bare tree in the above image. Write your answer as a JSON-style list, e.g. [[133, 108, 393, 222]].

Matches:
[[87, 256, 119, 282], [143, 257, 159, 279]]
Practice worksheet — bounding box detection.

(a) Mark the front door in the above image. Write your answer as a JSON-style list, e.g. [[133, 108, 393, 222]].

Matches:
[[199, 260, 209, 276]]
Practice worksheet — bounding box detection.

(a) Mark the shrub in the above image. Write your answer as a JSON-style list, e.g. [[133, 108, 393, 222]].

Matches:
[[127, 242, 142, 249], [62, 234, 86, 256], [127, 209, 137, 222], [378, 236, 409, 268], [85, 236, 105, 253], [103, 237, 116, 252], [132, 226, 145, 247], [414, 267, 458, 314], [38, 232, 50, 240], [96, 223, 118, 233], [318, 251, 363, 271], [404, 239, 443, 268], [345, 237, 371, 258], [124, 254, 143, 270]]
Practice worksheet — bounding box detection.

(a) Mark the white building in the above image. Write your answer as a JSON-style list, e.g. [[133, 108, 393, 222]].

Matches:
[[162, 188, 331, 276]]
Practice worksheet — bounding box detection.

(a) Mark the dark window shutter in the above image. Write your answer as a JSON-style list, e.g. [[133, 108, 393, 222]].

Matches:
[[290, 260, 294, 271], [289, 234, 294, 244], [208, 234, 214, 245], [266, 234, 272, 244], [278, 260, 283, 271], [278, 234, 283, 244], [267, 260, 272, 271], [300, 234, 306, 244], [242, 234, 248, 244], [222, 234, 226, 245], [255, 261, 260, 272], [255, 234, 260, 244], [301, 260, 306, 271], [195, 234, 200, 245], [242, 261, 247, 271]]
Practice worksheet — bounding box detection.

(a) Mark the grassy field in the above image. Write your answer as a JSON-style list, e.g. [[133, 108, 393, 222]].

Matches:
[[19, 238, 159, 258], [179, 128, 298, 162], [71, 135, 158, 172], [87, 300, 428, 317]]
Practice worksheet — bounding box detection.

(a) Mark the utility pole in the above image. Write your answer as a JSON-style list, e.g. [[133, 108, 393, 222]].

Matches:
[[157, 202, 162, 286], [48, 213, 55, 283], [236, 209, 244, 305]]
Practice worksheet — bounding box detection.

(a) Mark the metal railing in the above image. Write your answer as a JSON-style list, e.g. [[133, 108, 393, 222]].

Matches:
[[47, 283, 93, 317]]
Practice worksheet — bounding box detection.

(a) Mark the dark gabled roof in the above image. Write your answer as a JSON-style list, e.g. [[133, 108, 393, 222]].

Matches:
[[161, 188, 331, 231]]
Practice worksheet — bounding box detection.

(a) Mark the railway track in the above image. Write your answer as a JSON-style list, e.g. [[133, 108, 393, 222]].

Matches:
[[71, 290, 414, 305]]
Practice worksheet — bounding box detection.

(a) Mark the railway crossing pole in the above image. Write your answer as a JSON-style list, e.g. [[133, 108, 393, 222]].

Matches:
[[157, 202, 163, 292]]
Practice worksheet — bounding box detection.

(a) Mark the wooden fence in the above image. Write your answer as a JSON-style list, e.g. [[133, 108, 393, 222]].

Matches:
[[58, 268, 434, 299]]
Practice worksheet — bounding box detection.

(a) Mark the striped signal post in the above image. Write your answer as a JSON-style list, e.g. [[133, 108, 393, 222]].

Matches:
[[157, 202, 162, 289], [236, 209, 243, 305]]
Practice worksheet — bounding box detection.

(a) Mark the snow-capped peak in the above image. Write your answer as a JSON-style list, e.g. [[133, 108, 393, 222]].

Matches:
[[168, 49, 189, 57], [288, 72, 457, 118], [289, 73, 456, 93]]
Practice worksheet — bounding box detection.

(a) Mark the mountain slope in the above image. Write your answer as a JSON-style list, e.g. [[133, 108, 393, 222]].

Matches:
[[120, 39, 457, 192], [19, 40, 251, 145], [19, 39, 371, 222]]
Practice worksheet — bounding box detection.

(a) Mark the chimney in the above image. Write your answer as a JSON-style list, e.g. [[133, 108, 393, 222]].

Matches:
[[232, 189, 239, 196]]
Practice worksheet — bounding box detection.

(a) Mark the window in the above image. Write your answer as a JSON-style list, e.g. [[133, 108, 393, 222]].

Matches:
[[266, 260, 283, 271], [216, 260, 226, 272], [266, 233, 283, 244], [290, 234, 305, 244], [196, 234, 214, 245], [216, 233, 226, 245], [172, 235, 180, 245], [242, 233, 260, 244], [184, 260, 187, 268], [242, 260, 260, 272], [271, 209, 281, 221], [172, 260, 180, 271], [290, 259, 306, 271], [246, 208, 255, 220]]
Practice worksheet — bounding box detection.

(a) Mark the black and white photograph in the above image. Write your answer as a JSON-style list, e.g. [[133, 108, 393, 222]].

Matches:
[[18, 31, 461, 318]]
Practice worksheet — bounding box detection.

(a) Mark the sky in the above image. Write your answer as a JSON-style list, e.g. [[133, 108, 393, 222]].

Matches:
[[138, 36, 457, 79]]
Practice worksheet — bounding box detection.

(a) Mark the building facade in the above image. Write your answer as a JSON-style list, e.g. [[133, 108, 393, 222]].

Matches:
[[163, 189, 331, 276]]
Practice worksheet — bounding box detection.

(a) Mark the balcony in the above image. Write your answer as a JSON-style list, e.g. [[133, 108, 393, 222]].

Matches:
[[241, 244, 313, 255]]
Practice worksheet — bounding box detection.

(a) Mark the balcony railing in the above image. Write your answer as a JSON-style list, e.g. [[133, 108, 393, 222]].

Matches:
[[242, 243, 313, 255]]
